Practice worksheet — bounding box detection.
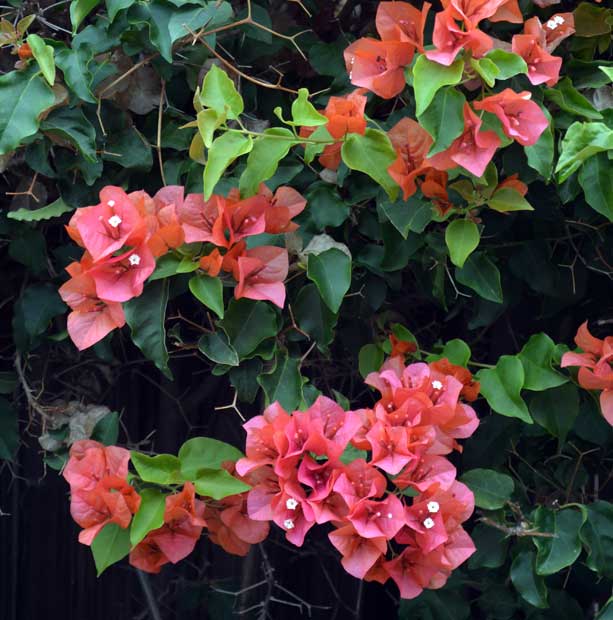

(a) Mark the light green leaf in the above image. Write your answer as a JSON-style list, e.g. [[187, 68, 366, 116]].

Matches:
[[193, 468, 251, 500], [478, 355, 532, 423], [26, 34, 55, 86], [130, 488, 166, 547], [124, 280, 172, 380], [445, 219, 480, 268], [470, 57, 499, 87], [257, 351, 304, 411], [412, 55, 464, 116], [460, 468, 514, 509], [203, 131, 253, 199], [91, 523, 131, 576], [198, 331, 239, 366], [131, 452, 183, 484], [545, 78, 603, 120], [455, 252, 503, 304], [290, 88, 328, 126], [341, 129, 399, 200], [197, 108, 225, 148], [484, 49, 528, 80], [307, 248, 352, 313], [440, 338, 471, 366], [488, 187, 533, 213], [70, 0, 101, 30], [510, 550, 548, 609], [518, 333, 568, 391], [418, 87, 466, 156], [189, 273, 224, 318], [179, 437, 243, 479], [0, 68, 55, 155], [8, 198, 73, 222], [239, 128, 297, 196], [200, 64, 243, 119]]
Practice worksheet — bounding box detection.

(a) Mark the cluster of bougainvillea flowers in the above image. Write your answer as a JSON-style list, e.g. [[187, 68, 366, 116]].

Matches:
[[62, 440, 269, 573], [562, 322, 613, 427], [338, 0, 574, 199], [59, 184, 305, 351], [235, 355, 480, 599]]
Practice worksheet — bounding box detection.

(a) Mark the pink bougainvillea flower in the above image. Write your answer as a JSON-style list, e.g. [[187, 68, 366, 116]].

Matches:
[[393, 454, 457, 493], [387, 118, 433, 200], [344, 38, 413, 99], [426, 8, 493, 66], [525, 13, 575, 53], [215, 195, 268, 248], [441, 0, 522, 26], [348, 494, 406, 539], [561, 322, 613, 425], [333, 459, 387, 509], [233, 245, 289, 308], [366, 422, 416, 475], [376, 1, 431, 50], [383, 545, 440, 599], [429, 358, 480, 402], [512, 30, 562, 87], [72, 186, 146, 262], [88, 244, 156, 303], [473, 89, 549, 146], [429, 104, 500, 177], [328, 523, 388, 579], [129, 534, 170, 574], [70, 475, 141, 545], [177, 193, 226, 244], [300, 89, 367, 171], [258, 185, 307, 234]]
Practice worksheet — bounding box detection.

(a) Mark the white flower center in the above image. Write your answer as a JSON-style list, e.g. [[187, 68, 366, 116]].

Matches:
[[423, 517, 435, 529], [107, 200, 116, 207], [286, 498, 298, 510], [427, 501, 440, 514], [108, 215, 122, 228], [128, 254, 141, 266], [431, 380, 443, 390], [283, 518, 295, 530]]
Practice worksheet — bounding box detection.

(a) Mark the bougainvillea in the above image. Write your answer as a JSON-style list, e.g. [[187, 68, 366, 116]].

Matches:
[[2, 0, 613, 616]]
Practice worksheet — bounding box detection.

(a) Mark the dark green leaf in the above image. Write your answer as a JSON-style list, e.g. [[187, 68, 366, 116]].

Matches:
[[378, 196, 432, 237], [41, 107, 97, 162], [460, 468, 514, 509], [198, 331, 239, 366], [189, 273, 224, 318], [91, 411, 119, 445], [518, 333, 568, 391], [358, 344, 384, 378], [580, 500, 613, 579], [307, 248, 352, 313], [219, 299, 278, 359], [419, 87, 465, 156], [578, 152, 613, 221], [455, 252, 503, 304], [70, 0, 101, 30], [257, 351, 304, 411], [293, 283, 337, 347], [545, 78, 603, 120], [510, 550, 548, 608]]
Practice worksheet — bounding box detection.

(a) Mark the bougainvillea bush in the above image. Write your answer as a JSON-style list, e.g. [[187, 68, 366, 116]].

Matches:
[[2, 0, 613, 617]]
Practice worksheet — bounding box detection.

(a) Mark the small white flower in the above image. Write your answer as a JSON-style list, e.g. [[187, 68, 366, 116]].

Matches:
[[431, 380, 443, 390], [128, 254, 141, 266], [108, 215, 122, 228], [427, 501, 440, 514], [387, 513, 393, 519], [286, 498, 298, 510], [283, 518, 295, 530], [107, 200, 116, 207], [546, 19, 557, 29], [423, 517, 435, 529]]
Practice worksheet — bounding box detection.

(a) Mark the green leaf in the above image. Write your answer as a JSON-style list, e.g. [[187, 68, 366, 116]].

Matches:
[[440, 338, 471, 366], [545, 78, 603, 120], [193, 468, 250, 500], [239, 128, 297, 196], [445, 219, 480, 268], [359, 344, 384, 378], [478, 355, 532, 423], [555, 121, 613, 183], [306, 248, 352, 313], [179, 437, 243, 479], [91, 411, 119, 445], [41, 107, 97, 162], [0, 68, 55, 155], [90, 523, 131, 576], [340, 444, 367, 465], [197, 108, 225, 149], [70, 0, 101, 30], [470, 57, 499, 87], [290, 88, 328, 126], [578, 152, 613, 221], [488, 187, 533, 213], [8, 198, 73, 222], [130, 488, 166, 547], [0, 397, 19, 461], [525, 107, 554, 180], [303, 183, 350, 229], [580, 500, 613, 579], [219, 298, 278, 359], [106, 0, 134, 21], [200, 64, 243, 120], [379, 196, 433, 237], [518, 333, 568, 391], [510, 550, 548, 609], [412, 55, 464, 116], [399, 590, 470, 620], [468, 523, 509, 569], [533, 506, 585, 575], [131, 452, 183, 484], [529, 383, 579, 444], [455, 252, 503, 304], [198, 331, 239, 366], [484, 49, 528, 80], [189, 273, 224, 318], [203, 131, 253, 199], [103, 127, 153, 170], [460, 468, 514, 509], [293, 283, 337, 347], [257, 351, 304, 411], [341, 129, 399, 200], [124, 280, 172, 379], [26, 34, 55, 86], [418, 86, 466, 156]]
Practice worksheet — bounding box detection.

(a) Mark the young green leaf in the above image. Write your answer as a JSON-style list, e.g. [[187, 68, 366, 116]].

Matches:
[[445, 219, 480, 268], [290, 88, 328, 126], [7, 198, 73, 222], [131, 452, 183, 484], [488, 187, 533, 213], [130, 488, 166, 547], [418, 87, 466, 156], [484, 49, 528, 80], [412, 55, 464, 116], [179, 437, 244, 479], [26, 34, 55, 86], [90, 523, 131, 576], [203, 132, 253, 199], [199, 64, 243, 119], [189, 273, 224, 318], [193, 468, 251, 500], [306, 248, 352, 313]]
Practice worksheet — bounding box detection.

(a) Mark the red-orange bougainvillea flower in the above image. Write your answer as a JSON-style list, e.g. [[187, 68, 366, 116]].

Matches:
[[344, 38, 413, 99], [258, 184, 307, 234], [525, 13, 575, 53], [387, 118, 433, 200], [430, 358, 480, 402], [421, 170, 454, 216], [473, 89, 549, 146], [376, 1, 431, 50], [429, 104, 500, 178], [561, 322, 613, 425], [233, 246, 289, 308], [389, 334, 418, 357]]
